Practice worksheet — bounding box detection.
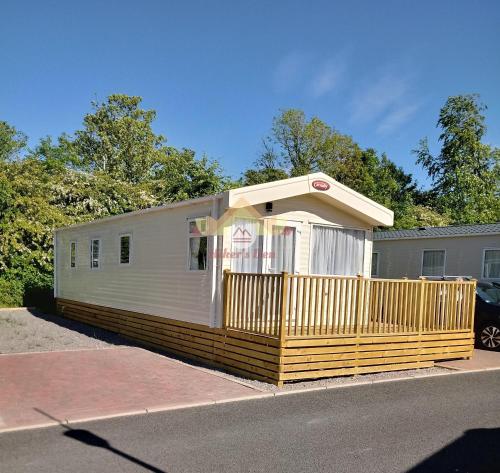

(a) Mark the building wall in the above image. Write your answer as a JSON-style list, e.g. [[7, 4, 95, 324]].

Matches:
[[373, 235, 500, 280], [223, 194, 373, 276], [56, 201, 214, 325]]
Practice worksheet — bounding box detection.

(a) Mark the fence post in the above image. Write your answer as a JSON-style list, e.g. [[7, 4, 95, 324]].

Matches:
[[279, 271, 289, 344], [356, 274, 365, 337], [222, 269, 230, 329], [469, 279, 477, 334], [418, 277, 427, 338]]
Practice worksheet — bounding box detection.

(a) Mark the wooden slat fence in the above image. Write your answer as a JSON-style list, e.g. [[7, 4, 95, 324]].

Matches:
[[223, 271, 476, 339], [223, 271, 284, 337]]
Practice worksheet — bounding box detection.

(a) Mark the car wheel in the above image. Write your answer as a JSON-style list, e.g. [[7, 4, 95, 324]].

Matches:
[[478, 324, 500, 351]]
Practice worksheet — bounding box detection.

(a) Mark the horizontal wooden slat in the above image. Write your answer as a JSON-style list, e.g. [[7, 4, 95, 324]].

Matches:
[[284, 331, 473, 347], [281, 361, 435, 381], [284, 345, 473, 364], [283, 351, 472, 372]]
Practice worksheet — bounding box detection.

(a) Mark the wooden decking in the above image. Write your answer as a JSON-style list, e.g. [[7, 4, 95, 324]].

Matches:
[[223, 272, 476, 384], [56, 273, 476, 386]]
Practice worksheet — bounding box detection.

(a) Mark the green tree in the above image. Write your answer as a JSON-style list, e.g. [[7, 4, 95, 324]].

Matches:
[[73, 94, 167, 183], [415, 94, 500, 223], [0, 154, 156, 307], [0, 121, 27, 161], [394, 204, 452, 229], [242, 140, 289, 185], [248, 110, 428, 228], [268, 109, 332, 176], [30, 135, 80, 171], [147, 147, 230, 202]]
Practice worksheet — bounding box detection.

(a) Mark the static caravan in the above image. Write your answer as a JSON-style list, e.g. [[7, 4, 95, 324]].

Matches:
[[55, 173, 476, 385], [373, 223, 500, 281]]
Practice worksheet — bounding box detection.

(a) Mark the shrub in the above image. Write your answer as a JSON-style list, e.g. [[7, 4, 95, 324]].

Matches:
[[0, 277, 24, 307]]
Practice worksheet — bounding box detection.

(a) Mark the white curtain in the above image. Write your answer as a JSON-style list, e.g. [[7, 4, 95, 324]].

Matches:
[[483, 250, 500, 278], [311, 226, 365, 276], [422, 250, 445, 276], [271, 226, 295, 273], [231, 218, 263, 273]]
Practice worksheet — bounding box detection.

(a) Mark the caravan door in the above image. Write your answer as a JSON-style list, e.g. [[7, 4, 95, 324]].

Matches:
[[264, 220, 301, 274]]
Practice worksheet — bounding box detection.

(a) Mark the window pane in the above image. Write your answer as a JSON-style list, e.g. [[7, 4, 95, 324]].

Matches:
[[70, 242, 76, 268], [371, 253, 379, 276], [422, 250, 445, 276], [189, 218, 207, 236], [311, 226, 365, 276], [484, 250, 500, 278], [120, 235, 130, 264], [270, 225, 295, 273], [91, 239, 100, 268], [231, 218, 263, 273], [189, 236, 207, 270]]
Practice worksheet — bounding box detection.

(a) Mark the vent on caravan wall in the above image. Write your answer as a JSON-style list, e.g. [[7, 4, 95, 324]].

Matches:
[[265, 202, 273, 213]]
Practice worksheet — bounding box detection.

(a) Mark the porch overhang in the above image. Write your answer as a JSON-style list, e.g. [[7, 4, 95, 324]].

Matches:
[[223, 173, 394, 227]]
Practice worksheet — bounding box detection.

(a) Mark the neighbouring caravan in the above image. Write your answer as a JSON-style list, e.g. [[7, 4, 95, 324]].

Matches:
[[373, 223, 500, 281], [55, 173, 476, 385]]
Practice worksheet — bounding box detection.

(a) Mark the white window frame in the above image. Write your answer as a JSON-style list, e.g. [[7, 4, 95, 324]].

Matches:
[[482, 248, 500, 279], [308, 223, 366, 276], [421, 249, 446, 277], [371, 251, 379, 277], [187, 217, 208, 272], [90, 238, 101, 270], [263, 218, 302, 274], [70, 241, 77, 269], [118, 233, 132, 265]]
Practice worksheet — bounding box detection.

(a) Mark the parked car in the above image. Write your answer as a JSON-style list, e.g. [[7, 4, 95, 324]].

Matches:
[[475, 281, 500, 351]]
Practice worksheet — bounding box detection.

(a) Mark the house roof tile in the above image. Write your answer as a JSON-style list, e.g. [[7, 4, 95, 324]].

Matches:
[[374, 223, 500, 241]]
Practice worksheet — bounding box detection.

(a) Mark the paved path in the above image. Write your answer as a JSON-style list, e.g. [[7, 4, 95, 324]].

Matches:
[[1, 370, 499, 473], [0, 347, 263, 431], [437, 348, 500, 371]]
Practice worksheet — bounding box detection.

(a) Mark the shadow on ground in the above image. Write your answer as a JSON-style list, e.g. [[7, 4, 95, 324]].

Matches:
[[26, 308, 251, 383], [407, 427, 500, 473], [34, 408, 167, 473], [27, 308, 137, 347]]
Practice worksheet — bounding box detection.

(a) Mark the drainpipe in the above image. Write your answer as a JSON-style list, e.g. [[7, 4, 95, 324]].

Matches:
[[53, 230, 58, 299]]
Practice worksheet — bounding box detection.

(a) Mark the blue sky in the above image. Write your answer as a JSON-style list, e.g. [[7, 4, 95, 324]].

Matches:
[[1, 0, 499, 187]]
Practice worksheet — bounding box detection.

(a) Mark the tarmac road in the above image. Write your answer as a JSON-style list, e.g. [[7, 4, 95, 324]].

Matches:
[[1, 370, 499, 473]]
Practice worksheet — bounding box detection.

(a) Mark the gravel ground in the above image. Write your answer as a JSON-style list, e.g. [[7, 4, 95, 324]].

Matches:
[[0, 307, 451, 390], [0, 308, 131, 354], [206, 363, 451, 392]]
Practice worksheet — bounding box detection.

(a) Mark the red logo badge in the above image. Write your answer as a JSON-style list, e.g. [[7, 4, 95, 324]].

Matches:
[[312, 180, 330, 191]]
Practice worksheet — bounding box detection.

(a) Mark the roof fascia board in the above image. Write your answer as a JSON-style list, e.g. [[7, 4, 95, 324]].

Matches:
[[56, 193, 225, 233], [227, 172, 394, 227]]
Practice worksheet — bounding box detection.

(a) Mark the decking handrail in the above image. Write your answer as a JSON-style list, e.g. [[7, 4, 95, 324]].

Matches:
[[223, 271, 476, 339]]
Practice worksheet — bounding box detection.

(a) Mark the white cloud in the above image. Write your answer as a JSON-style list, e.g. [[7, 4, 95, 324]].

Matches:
[[350, 74, 409, 123], [272, 52, 310, 93], [376, 103, 420, 134], [308, 60, 345, 98]]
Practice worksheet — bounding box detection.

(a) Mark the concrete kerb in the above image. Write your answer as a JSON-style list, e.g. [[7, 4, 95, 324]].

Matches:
[[0, 307, 35, 312]]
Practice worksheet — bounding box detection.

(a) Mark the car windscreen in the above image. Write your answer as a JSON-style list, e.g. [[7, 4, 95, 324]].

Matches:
[[477, 286, 500, 306]]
